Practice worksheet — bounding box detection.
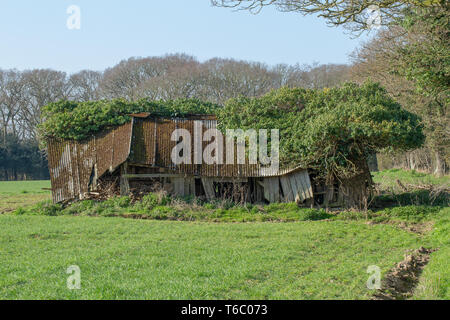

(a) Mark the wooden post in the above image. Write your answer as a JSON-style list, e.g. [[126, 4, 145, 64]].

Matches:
[[280, 176, 294, 202], [201, 178, 215, 201], [120, 162, 130, 196], [263, 177, 280, 203], [173, 177, 185, 197]]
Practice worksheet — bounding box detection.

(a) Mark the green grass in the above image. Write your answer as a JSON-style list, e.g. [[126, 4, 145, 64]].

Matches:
[[0, 215, 426, 299], [413, 207, 450, 300], [0, 180, 51, 194], [372, 169, 450, 191], [0, 180, 51, 214], [14, 197, 333, 222], [371, 169, 449, 207], [1, 175, 449, 300]]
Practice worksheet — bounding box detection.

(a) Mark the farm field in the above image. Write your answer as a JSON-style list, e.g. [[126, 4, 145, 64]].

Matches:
[[0, 170, 448, 300], [0, 180, 51, 214], [0, 215, 429, 299]]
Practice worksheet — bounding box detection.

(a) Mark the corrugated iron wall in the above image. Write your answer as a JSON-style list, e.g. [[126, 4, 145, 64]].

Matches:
[[129, 117, 290, 177], [47, 122, 133, 203]]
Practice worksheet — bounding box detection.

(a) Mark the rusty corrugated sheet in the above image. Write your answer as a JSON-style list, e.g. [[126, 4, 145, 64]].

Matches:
[[47, 122, 133, 203], [128, 116, 296, 178], [48, 114, 301, 202]]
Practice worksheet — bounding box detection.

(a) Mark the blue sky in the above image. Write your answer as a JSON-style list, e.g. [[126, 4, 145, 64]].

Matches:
[[0, 0, 370, 73]]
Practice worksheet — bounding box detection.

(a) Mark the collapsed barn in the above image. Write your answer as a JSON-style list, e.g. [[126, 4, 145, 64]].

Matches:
[[47, 113, 325, 205]]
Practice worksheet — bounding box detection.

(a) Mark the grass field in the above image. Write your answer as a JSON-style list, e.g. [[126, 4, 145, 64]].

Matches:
[[372, 168, 450, 191], [0, 215, 426, 299], [0, 170, 448, 300], [0, 180, 50, 214]]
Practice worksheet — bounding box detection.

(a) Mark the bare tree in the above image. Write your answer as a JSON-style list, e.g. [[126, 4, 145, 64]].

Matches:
[[211, 0, 441, 34], [20, 69, 70, 140], [0, 70, 25, 144], [201, 58, 278, 103], [69, 70, 102, 101], [99, 54, 198, 100]]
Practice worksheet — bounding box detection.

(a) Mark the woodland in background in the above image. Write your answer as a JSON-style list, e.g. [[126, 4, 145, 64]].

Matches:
[[1, 2, 448, 180]]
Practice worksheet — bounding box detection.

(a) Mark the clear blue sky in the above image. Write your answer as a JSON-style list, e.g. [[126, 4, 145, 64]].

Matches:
[[0, 0, 369, 73]]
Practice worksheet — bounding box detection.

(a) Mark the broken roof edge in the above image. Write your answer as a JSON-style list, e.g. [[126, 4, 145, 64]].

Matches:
[[129, 112, 217, 120]]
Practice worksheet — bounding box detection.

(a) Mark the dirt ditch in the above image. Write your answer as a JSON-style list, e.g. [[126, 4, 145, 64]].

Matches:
[[373, 247, 437, 300]]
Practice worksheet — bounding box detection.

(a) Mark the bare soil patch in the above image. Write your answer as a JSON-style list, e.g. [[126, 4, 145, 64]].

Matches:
[[373, 247, 437, 300]]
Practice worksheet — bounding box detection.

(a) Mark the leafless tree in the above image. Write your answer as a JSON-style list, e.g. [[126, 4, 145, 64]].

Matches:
[[211, 0, 440, 35], [0, 70, 25, 144], [69, 70, 102, 101], [20, 69, 71, 140]]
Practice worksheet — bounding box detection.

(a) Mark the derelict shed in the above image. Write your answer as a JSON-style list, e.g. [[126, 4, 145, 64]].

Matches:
[[47, 113, 313, 204]]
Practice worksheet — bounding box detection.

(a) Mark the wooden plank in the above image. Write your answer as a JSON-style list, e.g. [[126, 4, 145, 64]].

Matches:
[[288, 173, 300, 202], [201, 178, 215, 200], [294, 171, 307, 202], [271, 177, 280, 202], [263, 178, 271, 202], [323, 185, 334, 206], [280, 175, 294, 202], [184, 177, 195, 196], [123, 173, 183, 179], [212, 177, 248, 183], [173, 177, 185, 197], [297, 170, 313, 199], [304, 172, 313, 199], [255, 179, 264, 202], [120, 163, 130, 196], [293, 170, 314, 201], [264, 177, 279, 203]]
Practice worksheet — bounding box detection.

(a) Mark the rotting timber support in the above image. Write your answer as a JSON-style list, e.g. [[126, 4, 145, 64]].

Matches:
[[119, 162, 130, 196], [117, 162, 314, 205]]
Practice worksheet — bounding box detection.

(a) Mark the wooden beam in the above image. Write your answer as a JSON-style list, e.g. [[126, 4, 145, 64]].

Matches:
[[280, 175, 294, 202], [122, 173, 184, 179], [263, 177, 279, 203], [213, 177, 248, 183], [120, 163, 130, 196], [173, 177, 185, 197], [201, 178, 215, 201]]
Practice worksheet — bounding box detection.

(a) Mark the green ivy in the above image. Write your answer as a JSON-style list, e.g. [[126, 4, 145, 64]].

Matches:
[[217, 81, 425, 179], [39, 98, 220, 141]]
